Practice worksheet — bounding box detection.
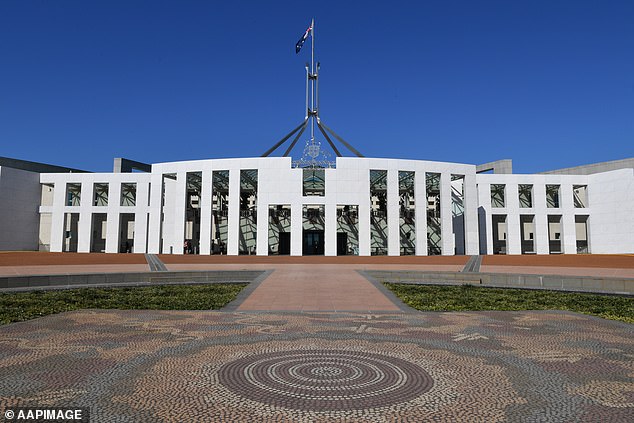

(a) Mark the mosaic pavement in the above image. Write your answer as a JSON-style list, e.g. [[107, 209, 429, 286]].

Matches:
[[0, 310, 633, 422]]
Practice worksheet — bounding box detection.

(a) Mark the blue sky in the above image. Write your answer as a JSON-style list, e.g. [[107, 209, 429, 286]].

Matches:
[[1, 1, 632, 173]]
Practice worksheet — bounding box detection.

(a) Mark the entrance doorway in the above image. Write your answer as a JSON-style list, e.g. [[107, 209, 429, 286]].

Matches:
[[303, 230, 324, 255], [337, 232, 348, 255], [279, 232, 291, 255]]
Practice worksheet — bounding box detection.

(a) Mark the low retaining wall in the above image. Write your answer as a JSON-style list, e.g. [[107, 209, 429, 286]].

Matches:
[[0, 270, 266, 291], [364, 271, 634, 296]]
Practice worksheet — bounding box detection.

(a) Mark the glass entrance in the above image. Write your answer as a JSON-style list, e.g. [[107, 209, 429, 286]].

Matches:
[[303, 230, 324, 255], [279, 232, 291, 255], [337, 232, 348, 255]]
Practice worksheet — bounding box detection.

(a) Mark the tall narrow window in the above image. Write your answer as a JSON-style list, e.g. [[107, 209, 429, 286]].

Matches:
[[426, 172, 441, 255], [370, 170, 388, 255], [211, 170, 229, 254], [160, 173, 176, 253], [399, 171, 415, 255], [185, 172, 202, 254], [575, 215, 589, 253], [520, 215, 535, 254], [303, 205, 324, 255], [492, 215, 507, 255], [452, 175, 465, 255], [268, 205, 291, 255], [548, 215, 562, 254], [90, 213, 107, 252], [337, 205, 359, 256], [239, 170, 258, 255]]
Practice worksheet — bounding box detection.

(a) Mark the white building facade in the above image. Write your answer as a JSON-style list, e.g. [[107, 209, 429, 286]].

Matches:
[[23, 156, 633, 256]]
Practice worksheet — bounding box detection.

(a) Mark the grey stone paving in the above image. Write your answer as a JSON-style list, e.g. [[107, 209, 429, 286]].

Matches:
[[144, 254, 167, 272]]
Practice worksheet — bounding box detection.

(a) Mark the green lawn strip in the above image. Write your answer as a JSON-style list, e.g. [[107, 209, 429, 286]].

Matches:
[[384, 283, 634, 324], [0, 283, 248, 325]]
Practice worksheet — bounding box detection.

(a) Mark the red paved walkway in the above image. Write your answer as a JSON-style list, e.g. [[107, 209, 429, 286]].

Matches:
[[236, 265, 401, 312]]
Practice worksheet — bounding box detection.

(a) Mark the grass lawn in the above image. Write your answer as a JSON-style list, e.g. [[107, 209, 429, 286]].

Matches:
[[0, 283, 247, 325], [385, 283, 634, 324]]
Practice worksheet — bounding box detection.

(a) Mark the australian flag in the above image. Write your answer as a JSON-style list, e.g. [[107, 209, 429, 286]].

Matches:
[[295, 22, 313, 54]]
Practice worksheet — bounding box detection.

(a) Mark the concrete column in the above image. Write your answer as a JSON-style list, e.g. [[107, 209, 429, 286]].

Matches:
[[77, 182, 93, 253], [387, 169, 399, 256], [560, 184, 577, 254], [290, 202, 303, 256], [324, 203, 337, 256], [199, 171, 212, 255], [506, 213, 521, 254], [171, 172, 187, 255], [358, 194, 371, 256], [227, 168, 240, 256], [562, 213, 577, 254], [463, 173, 480, 255], [534, 213, 549, 254], [256, 195, 268, 256], [132, 181, 150, 254], [133, 210, 148, 254], [415, 170, 427, 255], [504, 183, 520, 255], [147, 174, 164, 254], [533, 184, 549, 254], [477, 183, 493, 255], [105, 211, 119, 253], [49, 181, 67, 252], [440, 173, 454, 255], [104, 182, 121, 253]]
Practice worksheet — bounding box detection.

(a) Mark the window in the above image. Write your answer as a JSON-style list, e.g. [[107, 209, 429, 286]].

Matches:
[[370, 170, 388, 255], [399, 171, 415, 255], [575, 215, 589, 253], [490, 184, 505, 208], [212, 170, 229, 254], [120, 183, 137, 206], [41, 183, 54, 207], [546, 185, 559, 208], [426, 172, 441, 255], [573, 185, 588, 208], [518, 184, 533, 208], [93, 183, 109, 206], [66, 183, 81, 206], [303, 168, 325, 196], [239, 170, 258, 255]]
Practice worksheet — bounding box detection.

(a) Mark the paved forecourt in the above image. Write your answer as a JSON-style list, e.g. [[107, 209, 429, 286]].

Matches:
[[0, 309, 632, 422], [1, 252, 633, 421]]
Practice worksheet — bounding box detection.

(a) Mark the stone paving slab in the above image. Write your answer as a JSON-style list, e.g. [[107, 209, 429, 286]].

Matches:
[[0, 310, 632, 422]]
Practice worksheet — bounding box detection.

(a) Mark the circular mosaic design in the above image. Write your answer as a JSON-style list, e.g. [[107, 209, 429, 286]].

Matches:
[[217, 350, 434, 411]]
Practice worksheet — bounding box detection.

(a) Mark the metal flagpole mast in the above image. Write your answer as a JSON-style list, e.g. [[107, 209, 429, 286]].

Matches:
[[305, 64, 309, 120], [310, 18, 315, 142]]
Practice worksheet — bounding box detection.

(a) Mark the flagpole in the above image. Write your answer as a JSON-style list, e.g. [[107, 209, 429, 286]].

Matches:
[[310, 18, 315, 142], [262, 19, 363, 160]]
